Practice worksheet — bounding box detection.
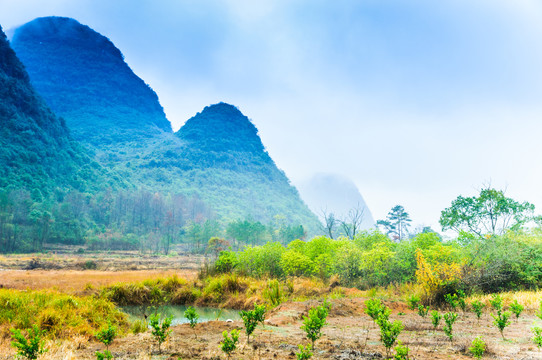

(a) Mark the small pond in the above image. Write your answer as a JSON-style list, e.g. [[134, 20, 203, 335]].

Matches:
[[122, 305, 241, 326]]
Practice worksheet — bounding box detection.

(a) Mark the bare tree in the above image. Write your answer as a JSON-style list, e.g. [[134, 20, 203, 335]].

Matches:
[[320, 208, 337, 239], [339, 204, 365, 240]]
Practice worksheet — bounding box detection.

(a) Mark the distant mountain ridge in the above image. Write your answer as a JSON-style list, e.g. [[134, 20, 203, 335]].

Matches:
[[11, 16, 171, 146], [0, 24, 107, 193], [11, 17, 320, 231]]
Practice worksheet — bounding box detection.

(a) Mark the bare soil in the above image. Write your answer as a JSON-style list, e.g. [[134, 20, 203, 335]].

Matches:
[[1, 297, 541, 359]]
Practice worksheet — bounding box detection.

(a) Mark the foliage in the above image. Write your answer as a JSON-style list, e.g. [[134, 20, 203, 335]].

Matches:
[[491, 310, 511, 340], [10, 325, 47, 360], [184, 306, 199, 338], [296, 344, 313, 360], [394, 341, 410, 360], [417, 304, 429, 318], [489, 294, 503, 311], [220, 329, 239, 359], [407, 294, 420, 310], [0, 289, 127, 339], [95, 350, 113, 360], [537, 299, 542, 321], [440, 187, 535, 237], [443, 312, 458, 342], [240, 304, 266, 343], [470, 300, 485, 322], [376, 315, 404, 359], [509, 299, 524, 320], [430, 311, 441, 330], [149, 313, 172, 354], [377, 205, 412, 241], [365, 299, 390, 322], [469, 336, 486, 360], [95, 322, 116, 350], [301, 304, 329, 349], [532, 327, 542, 350]]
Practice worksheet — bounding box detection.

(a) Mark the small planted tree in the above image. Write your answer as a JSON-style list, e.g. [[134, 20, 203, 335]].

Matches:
[[536, 299, 542, 321], [491, 310, 511, 340], [95, 351, 113, 360], [469, 336, 486, 359], [457, 290, 467, 312], [393, 341, 409, 360], [296, 344, 313, 360], [471, 300, 485, 322], [407, 294, 420, 310], [240, 303, 266, 344], [532, 327, 542, 350], [510, 299, 524, 321], [431, 311, 442, 330], [301, 304, 329, 349], [376, 314, 404, 359], [184, 306, 199, 338], [365, 298, 391, 322], [444, 293, 458, 311], [443, 312, 458, 342], [220, 329, 239, 360], [489, 294, 503, 311], [417, 304, 429, 319], [10, 325, 47, 360], [149, 313, 173, 354], [95, 323, 116, 351]]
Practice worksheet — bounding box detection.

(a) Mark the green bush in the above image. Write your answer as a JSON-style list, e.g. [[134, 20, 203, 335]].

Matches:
[[240, 304, 266, 343], [532, 327, 542, 350], [430, 310, 441, 330], [510, 299, 524, 320], [95, 323, 116, 350], [95, 350, 113, 360], [491, 310, 511, 340], [443, 312, 458, 342], [184, 306, 199, 338], [470, 300, 485, 322], [149, 313, 172, 355], [489, 294, 503, 311], [469, 336, 485, 360], [220, 329, 239, 360], [394, 341, 410, 360], [301, 304, 329, 349], [10, 325, 47, 360], [365, 299, 390, 322], [296, 344, 313, 360], [376, 315, 404, 359], [417, 304, 429, 318], [407, 294, 420, 310]]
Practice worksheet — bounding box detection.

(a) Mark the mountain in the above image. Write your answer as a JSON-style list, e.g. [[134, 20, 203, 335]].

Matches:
[[0, 24, 107, 194], [175, 103, 321, 228], [296, 173, 375, 230], [11, 17, 320, 231], [10, 16, 172, 147]]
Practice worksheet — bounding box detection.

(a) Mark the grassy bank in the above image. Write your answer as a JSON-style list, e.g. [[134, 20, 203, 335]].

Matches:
[[0, 288, 128, 339]]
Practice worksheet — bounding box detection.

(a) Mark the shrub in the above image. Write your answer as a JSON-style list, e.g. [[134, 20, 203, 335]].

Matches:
[[444, 293, 458, 311], [489, 294, 503, 311], [537, 299, 542, 321], [184, 306, 199, 338], [394, 341, 410, 360], [532, 327, 542, 350], [296, 344, 313, 360], [510, 299, 524, 320], [469, 336, 485, 360], [301, 304, 329, 349], [240, 304, 263, 343], [443, 312, 458, 342], [376, 315, 404, 359], [430, 310, 442, 330], [457, 290, 467, 311], [220, 329, 239, 360], [417, 304, 429, 318], [10, 325, 47, 360], [365, 299, 390, 322], [407, 294, 420, 310], [95, 322, 116, 351], [149, 313, 172, 354], [491, 310, 511, 340], [95, 350, 113, 360], [470, 300, 485, 322]]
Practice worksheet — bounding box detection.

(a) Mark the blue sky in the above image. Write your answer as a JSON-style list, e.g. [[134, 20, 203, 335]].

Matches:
[[1, 0, 542, 231]]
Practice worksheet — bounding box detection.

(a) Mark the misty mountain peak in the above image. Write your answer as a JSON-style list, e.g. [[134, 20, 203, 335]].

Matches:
[[11, 16, 172, 145], [177, 102, 264, 153]]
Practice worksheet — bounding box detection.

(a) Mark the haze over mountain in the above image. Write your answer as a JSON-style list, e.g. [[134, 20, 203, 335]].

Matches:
[[296, 173, 375, 230], [0, 24, 106, 194], [10, 16, 320, 231], [11, 16, 172, 147]]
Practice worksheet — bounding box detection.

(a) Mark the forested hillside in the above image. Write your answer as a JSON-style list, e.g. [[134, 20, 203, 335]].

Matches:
[[2, 17, 321, 252]]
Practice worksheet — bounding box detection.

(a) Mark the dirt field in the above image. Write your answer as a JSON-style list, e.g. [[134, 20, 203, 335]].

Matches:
[[1, 254, 541, 359], [1, 296, 541, 359]]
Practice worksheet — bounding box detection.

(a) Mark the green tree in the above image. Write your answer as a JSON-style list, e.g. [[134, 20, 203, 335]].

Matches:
[[440, 187, 535, 237], [220, 329, 239, 360], [377, 205, 412, 241], [184, 306, 199, 338], [149, 313, 172, 354], [10, 325, 46, 360], [301, 304, 329, 349]]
